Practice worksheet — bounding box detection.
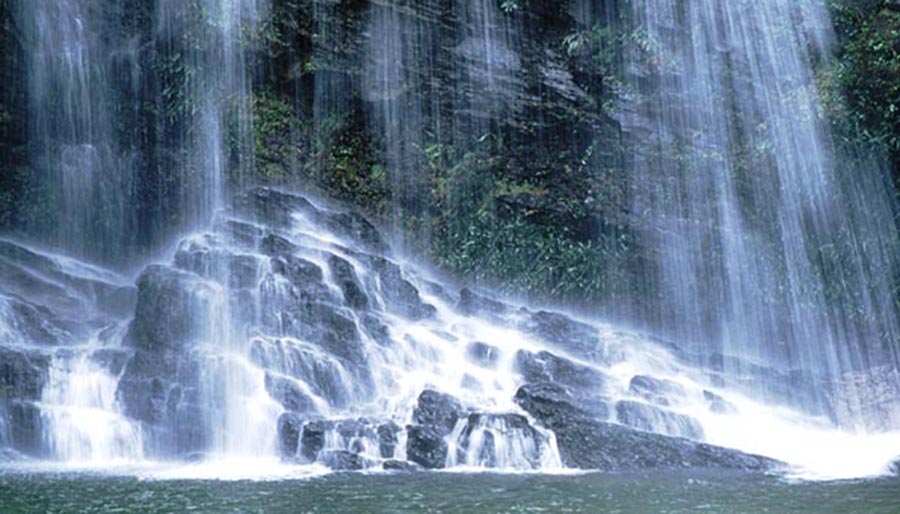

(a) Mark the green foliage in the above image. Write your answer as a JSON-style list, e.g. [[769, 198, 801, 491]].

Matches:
[[252, 92, 295, 179], [825, 1, 900, 168]]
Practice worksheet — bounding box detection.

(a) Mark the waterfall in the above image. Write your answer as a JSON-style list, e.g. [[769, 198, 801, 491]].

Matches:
[[619, 0, 900, 428], [1, 0, 899, 481]]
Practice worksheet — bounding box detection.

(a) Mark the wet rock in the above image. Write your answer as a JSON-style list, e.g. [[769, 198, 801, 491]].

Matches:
[[174, 239, 263, 289], [457, 288, 512, 318], [703, 390, 739, 415], [233, 187, 316, 229], [126, 265, 213, 353], [265, 374, 317, 413], [271, 255, 323, 288], [629, 375, 686, 406], [519, 310, 602, 360], [2, 401, 43, 456], [516, 350, 607, 393], [327, 255, 368, 310], [615, 400, 705, 440], [376, 260, 436, 321], [361, 314, 392, 347], [466, 342, 500, 367], [299, 419, 330, 461], [0, 295, 76, 347], [406, 425, 448, 469], [377, 421, 401, 458], [321, 449, 370, 471], [250, 338, 356, 408], [277, 412, 304, 458], [412, 389, 464, 434], [0, 347, 50, 401], [320, 211, 388, 254], [259, 234, 299, 257], [515, 384, 775, 471], [89, 348, 130, 376], [455, 413, 545, 468], [382, 459, 421, 472]]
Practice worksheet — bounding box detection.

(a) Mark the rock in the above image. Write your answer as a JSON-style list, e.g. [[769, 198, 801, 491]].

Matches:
[[126, 265, 213, 353], [375, 260, 436, 321], [629, 375, 686, 406], [233, 187, 316, 228], [0, 346, 50, 401], [299, 419, 330, 461], [271, 254, 324, 288], [457, 288, 512, 318], [703, 390, 739, 414], [2, 401, 43, 456], [173, 238, 263, 289], [259, 233, 299, 257], [412, 389, 464, 434], [0, 294, 76, 347], [265, 374, 317, 413], [406, 425, 448, 469], [327, 255, 369, 310], [382, 459, 421, 472], [361, 314, 392, 347], [455, 413, 545, 468], [615, 400, 705, 440], [277, 412, 304, 458], [466, 342, 500, 367], [321, 449, 370, 470], [377, 421, 401, 458], [89, 348, 130, 376], [515, 350, 607, 394], [320, 211, 388, 254], [514, 384, 775, 471], [519, 310, 602, 360]]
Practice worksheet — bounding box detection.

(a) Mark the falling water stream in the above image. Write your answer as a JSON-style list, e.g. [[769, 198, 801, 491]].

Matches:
[[0, 0, 899, 487]]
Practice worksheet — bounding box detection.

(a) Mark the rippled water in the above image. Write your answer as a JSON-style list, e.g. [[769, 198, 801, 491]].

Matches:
[[0, 470, 898, 513]]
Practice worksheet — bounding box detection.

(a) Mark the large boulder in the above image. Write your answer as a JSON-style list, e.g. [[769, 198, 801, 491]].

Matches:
[[516, 350, 608, 394], [519, 310, 604, 361], [406, 425, 448, 469], [412, 389, 464, 434], [615, 400, 705, 440], [126, 265, 214, 353], [514, 384, 776, 471], [629, 375, 687, 406]]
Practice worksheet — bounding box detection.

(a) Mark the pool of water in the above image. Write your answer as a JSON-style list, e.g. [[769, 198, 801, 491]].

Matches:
[[1, 467, 898, 513]]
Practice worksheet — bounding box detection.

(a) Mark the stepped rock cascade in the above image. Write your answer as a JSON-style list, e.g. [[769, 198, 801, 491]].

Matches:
[[0, 0, 899, 482], [617, 0, 900, 428]]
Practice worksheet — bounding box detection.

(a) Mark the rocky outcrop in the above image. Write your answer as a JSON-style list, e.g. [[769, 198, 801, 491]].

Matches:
[[515, 384, 777, 471]]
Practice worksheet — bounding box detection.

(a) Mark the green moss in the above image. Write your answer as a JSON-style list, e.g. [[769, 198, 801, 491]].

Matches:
[[825, 1, 900, 179]]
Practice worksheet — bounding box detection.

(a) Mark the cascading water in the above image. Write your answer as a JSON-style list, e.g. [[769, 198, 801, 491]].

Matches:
[[0, 0, 899, 484], [618, 0, 900, 429]]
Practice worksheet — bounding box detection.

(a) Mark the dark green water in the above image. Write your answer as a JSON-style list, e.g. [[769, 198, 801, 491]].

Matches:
[[1, 469, 898, 513]]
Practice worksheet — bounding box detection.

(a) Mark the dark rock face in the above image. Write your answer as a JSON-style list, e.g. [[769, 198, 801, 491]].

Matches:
[[412, 389, 464, 434], [454, 413, 546, 468], [615, 400, 705, 440], [0, 347, 49, 401], [515, 384, 776, 471], [629, 375, 687, 406], [405, 389, 467, 469], [457, 288, 513, 318], [320, 449, 370, 471], [382, 459, 421, 472], [300, 418, 377, 462], [277, 412, 304, 458], [126, 265, 210, 353], [516, 350, 608, 394], [377, 421, 401, 459], [406, 425, 449, 469], [520, 311, 603, 361], [375, 260, 436, 321], [265, 374, 317, 413], [328, 255, 369, 310]]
